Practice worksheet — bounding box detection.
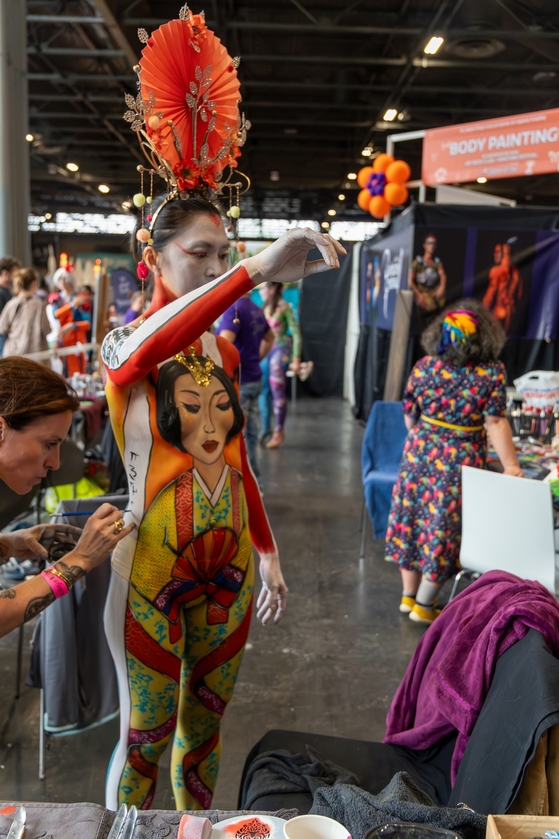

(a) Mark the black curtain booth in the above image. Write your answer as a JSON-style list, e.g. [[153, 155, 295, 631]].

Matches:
[[354, 203, 559, 420], [298, 247, 352, 398]]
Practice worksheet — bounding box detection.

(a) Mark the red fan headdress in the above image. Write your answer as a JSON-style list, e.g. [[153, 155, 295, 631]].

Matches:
[[124, 4, 250, 212]]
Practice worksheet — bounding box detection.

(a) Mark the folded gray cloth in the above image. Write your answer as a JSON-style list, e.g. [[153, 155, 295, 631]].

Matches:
[[0, 802, 298, 839], [241, 745, 360, 810], [310, 773, 486, 839]]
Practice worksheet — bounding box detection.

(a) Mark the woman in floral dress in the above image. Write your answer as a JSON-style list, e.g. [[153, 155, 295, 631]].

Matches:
[[385, 300, 522, 624]]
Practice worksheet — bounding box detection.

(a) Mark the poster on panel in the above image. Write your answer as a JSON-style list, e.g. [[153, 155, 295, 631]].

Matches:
[[363, 226, 413, 331], [360, 220, 559, 342]]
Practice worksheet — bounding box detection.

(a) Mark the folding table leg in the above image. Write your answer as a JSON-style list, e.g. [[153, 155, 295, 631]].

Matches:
[[359, 505, 368, 560], [39, 688, 45, 780], [14, 625, 23, 699]]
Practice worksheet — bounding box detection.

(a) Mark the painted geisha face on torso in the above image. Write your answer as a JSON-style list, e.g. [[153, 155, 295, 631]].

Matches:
[[173, 372, 235, 486]]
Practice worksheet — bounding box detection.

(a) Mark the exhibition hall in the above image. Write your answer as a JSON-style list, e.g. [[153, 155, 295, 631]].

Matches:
[[0, 1, 559, 838]]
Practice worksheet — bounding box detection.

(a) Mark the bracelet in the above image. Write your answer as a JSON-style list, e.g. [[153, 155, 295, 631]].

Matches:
[[48, 565, 74, 589], [41, 570, 70, 599]]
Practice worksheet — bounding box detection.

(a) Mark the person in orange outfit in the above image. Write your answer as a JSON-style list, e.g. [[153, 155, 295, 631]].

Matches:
[[482, 243, 522, 333], [55, 289, 91, 375]]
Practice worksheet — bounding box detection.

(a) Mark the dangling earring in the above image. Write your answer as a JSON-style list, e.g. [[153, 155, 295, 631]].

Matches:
[[233, 303, 240, 325], [134, 165, 155, 310]]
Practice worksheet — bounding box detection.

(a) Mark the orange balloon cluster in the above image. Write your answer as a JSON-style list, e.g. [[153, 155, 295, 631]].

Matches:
[[357, 155, 411, 219]]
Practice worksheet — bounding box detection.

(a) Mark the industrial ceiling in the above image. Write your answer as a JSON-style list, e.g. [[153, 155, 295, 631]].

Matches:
[[27, 0, 559, 221]]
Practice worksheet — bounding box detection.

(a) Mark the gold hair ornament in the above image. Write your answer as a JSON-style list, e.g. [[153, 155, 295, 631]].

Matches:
[[126, 6, 252, 277], [174, 347, 215, 386]]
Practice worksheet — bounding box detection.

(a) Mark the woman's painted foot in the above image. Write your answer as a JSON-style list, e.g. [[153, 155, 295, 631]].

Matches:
[[266, 430, 285, 449], [409, 602, 441, 624], [399, 595, 416, 614]]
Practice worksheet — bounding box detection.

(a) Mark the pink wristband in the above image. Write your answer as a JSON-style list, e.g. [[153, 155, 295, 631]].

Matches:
[[41, 570, 69, 599]]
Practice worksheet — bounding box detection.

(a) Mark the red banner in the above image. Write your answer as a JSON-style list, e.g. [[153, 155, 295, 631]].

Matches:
[[422, 108, 559, 186]]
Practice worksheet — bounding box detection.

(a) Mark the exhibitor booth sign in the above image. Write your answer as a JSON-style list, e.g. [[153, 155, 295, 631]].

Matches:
[[422, 108, 559, 185]]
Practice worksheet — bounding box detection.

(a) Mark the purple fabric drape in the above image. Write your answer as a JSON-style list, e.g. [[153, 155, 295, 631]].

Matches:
[[384, 570, 559, 783]]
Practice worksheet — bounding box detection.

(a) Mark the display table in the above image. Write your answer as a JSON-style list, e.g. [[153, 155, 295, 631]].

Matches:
[[0, 803, 297, 839]]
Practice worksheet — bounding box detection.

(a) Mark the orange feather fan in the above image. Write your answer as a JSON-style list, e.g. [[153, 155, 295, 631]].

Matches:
[[124, 7, 249, 194]]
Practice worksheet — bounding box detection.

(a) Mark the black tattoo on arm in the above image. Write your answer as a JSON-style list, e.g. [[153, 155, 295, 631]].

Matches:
[[21, 560, 85, 622], [0, 540, 10, 564], [54, 560, 86, 585], [0, 589, 15, 599], [24, 592, 55, 623]]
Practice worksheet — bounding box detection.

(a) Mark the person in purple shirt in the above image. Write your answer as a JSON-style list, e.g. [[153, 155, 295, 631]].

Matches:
[[124, 291, 144, 325], [219, 293, 274, 482]]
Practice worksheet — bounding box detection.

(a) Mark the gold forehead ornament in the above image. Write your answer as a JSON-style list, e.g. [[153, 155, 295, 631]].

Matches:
[[174, 347, 215, 387]]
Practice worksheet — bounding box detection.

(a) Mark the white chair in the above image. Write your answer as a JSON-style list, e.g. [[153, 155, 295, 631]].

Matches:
[[449, 465, 558, 600]]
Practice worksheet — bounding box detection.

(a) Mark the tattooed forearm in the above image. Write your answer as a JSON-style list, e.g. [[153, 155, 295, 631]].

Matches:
[[54, 560, 86, 585], [24, 592, 55, 623]]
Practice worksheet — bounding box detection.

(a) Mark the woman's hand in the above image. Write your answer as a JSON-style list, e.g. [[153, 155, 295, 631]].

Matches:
[[68, 504, 135, 573], [504, 465, 523, 477], [242, 228, 347, 286], [290, 357, 301, 376], [59, 323, 76, 338], [257, 552, 288, 625], [0, 523, 82, 562], [486, 416, 522, 478]]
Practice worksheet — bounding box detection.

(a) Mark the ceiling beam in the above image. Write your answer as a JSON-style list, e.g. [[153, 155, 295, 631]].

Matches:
[[121, 18, 559, 40], [412, 57, 559, 70], [28, 73, 134, 82], [28, 47, 125, 57], [244, 100, 545, 115], [237, 54, 408, 66], [28, 84, 558, 100], [27, 15, 105, 23], [88, 0, 138, 67], [27, 57, 559, 76], [28, 112, 371, 128]]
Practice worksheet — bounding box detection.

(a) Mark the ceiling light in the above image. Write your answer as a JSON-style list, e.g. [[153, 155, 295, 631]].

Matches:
[[383, 108, 398, 122], [361, 146, 373, 157], [327, 209, 336, 217], [66, 162, 79, 172], [477, 176, 487, 184], [270, 170, 280, 182], [25, 133, 34, 143], [424, 36, 444, 55], [122, 200, 132, 210], [284, 127, 298, 134], [347, 172, 357, 180], [338, 194, 346, 201], [98, 184, 110, 194], [321, 221, 330, 229], [44, 212, 52, 220]]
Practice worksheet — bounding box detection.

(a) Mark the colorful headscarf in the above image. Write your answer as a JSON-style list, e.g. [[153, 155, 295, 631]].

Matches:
[[437, 309, 479, 354]]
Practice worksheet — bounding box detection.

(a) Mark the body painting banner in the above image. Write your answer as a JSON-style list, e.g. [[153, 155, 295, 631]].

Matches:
[[422, 108, 559, 185]]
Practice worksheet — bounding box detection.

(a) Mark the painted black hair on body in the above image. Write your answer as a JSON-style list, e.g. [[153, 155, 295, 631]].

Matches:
[[156, 356, 243, 452]]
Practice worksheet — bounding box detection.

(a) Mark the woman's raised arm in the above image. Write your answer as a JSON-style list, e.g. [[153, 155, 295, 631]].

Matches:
[[103, 229, 346, 388]]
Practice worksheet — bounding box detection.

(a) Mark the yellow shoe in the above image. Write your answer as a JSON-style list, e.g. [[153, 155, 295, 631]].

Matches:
[[399, 595, 416, 614], [409, 602, 441, 624]]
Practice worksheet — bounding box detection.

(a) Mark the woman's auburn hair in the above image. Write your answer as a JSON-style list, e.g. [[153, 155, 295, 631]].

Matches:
[[421, 298, 506, 366], [0, 357, 79, 429]]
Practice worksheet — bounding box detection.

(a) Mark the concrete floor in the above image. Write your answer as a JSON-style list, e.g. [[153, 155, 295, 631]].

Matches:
[[0, 398, 427, 810]]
